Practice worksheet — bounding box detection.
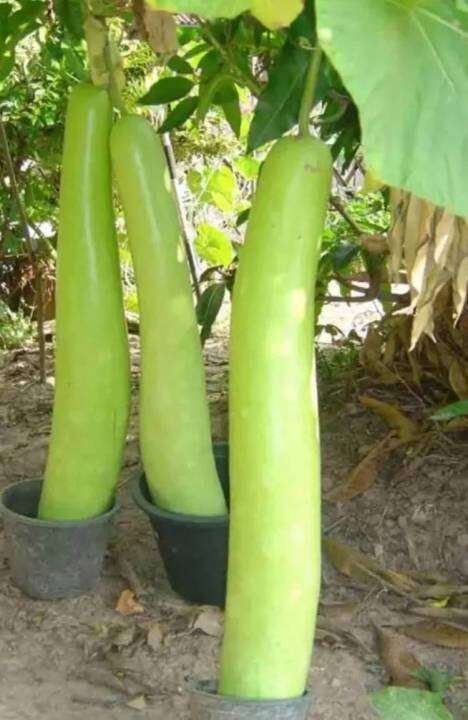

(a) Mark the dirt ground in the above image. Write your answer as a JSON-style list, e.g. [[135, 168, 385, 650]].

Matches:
[[1, 319, 468, 720]]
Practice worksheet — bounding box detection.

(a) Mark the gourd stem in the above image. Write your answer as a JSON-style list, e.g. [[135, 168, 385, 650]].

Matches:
[[83, 5, 124, 112], [298, 46, 323, 137]]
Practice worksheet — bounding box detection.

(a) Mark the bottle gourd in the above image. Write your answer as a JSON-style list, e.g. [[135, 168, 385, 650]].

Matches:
[[220, 135, 332, 699], [40, 84, 131, 521]]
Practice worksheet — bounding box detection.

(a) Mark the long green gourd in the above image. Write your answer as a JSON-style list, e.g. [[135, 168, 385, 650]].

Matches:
[[219, 135, 332, 699], [39, 84, 130, 521], [111, 115, 226, 516]]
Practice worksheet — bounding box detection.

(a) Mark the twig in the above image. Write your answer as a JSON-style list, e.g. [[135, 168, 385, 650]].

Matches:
[[202, 23, 262, 97], [71, 694, 124, 708], [161, 132, 201, 301], [0, 118, 46, 382], [298, 46, 323, 137], [330, 195, 362, 235]]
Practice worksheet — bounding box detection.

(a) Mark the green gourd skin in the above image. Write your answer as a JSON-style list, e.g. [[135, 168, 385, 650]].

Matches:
[[111, 116, 227, 517], [219, 135, 332, 699], [39, 84, 131, 521]]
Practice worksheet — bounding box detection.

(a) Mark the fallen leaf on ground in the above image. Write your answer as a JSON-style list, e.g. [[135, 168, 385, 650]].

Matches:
[[126, 694, 147, 710], [325, 538, 417, 593], [147, 622, 164, 651], [376, 627, 423, 688], [409, 606, 468, 623], [415, 583, 468, 600], [360, 395, 420, 440], [115, 590, 145, 616], [397, 621, 468, 648], [326, 434, 393, 502], [110, 625, 136, 648], [318, 602, 359, 625], [406, 570, 454, 585], [192, 607, 223, 637]]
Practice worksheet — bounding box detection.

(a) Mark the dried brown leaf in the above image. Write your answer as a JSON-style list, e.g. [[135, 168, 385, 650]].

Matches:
[[147, 622, 164, 651], [359, 396, 420, 440], [126, 695, 147, 710], [144, 8, 178, 54], [415, 583, 468, 600], [115, 589, 145, 616], [319, 602, 359, 625], [326, 435, 393, 502], [449, 359, 468, 399], [325, 538, 417, 593], [397, 621, 468, 648], [192, 607, 223, 637], [377, 627, 423, 688]]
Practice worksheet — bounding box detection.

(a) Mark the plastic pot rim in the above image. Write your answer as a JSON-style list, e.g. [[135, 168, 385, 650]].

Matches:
[[190, 680, 310, 705], [0, 479, 120, 529], [131, 472, 228, 527]]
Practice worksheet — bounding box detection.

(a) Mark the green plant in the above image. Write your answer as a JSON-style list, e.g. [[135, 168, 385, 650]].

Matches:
[[0, 301, 33, 349], [39, 84, 131, 521], [111, 114, 227, 516]]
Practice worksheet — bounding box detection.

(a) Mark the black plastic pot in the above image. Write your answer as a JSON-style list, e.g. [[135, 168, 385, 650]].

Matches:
[[190, 681, 311, 720], [0, 479, 118, 600], [132, 442, 229, 606]]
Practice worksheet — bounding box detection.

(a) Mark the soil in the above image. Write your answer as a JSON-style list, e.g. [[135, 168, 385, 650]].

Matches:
[[1, 316, 468, 720]]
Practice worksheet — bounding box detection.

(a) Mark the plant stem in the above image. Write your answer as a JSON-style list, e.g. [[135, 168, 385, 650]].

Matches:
[[161, 131, 201, 301], [330, 195, 362, 235], [299, 46, 323, 137], [0, 118, 46, 382], [202, 22, 262, 97], [83, 9, 124, 111]]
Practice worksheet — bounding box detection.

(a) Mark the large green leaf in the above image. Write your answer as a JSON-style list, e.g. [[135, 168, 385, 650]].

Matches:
[[148, 0, 250, 19], [316, 0, 468, 217], [372, 688, 453, 720], [247, 40, 309, 151], [147, 0, 303, 29]]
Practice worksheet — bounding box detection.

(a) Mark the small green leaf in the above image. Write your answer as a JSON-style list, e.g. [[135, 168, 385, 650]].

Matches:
[[167, 55, 193, 74], [195, 223, 234, 267], [159, 96, 199, 132], [372, 687, 453, 720], [234, 156, 260, 180], [196, 283, 226, 345], [187, 169, 203, 194], [236, 207, 251, 226], [197, 48, 223, 77], [138, 77, 194, 105], [248, 40, 309, 151], [207, 166, 237, 212], [431, 400, 468, 422], [214, 81, 241, 138]]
